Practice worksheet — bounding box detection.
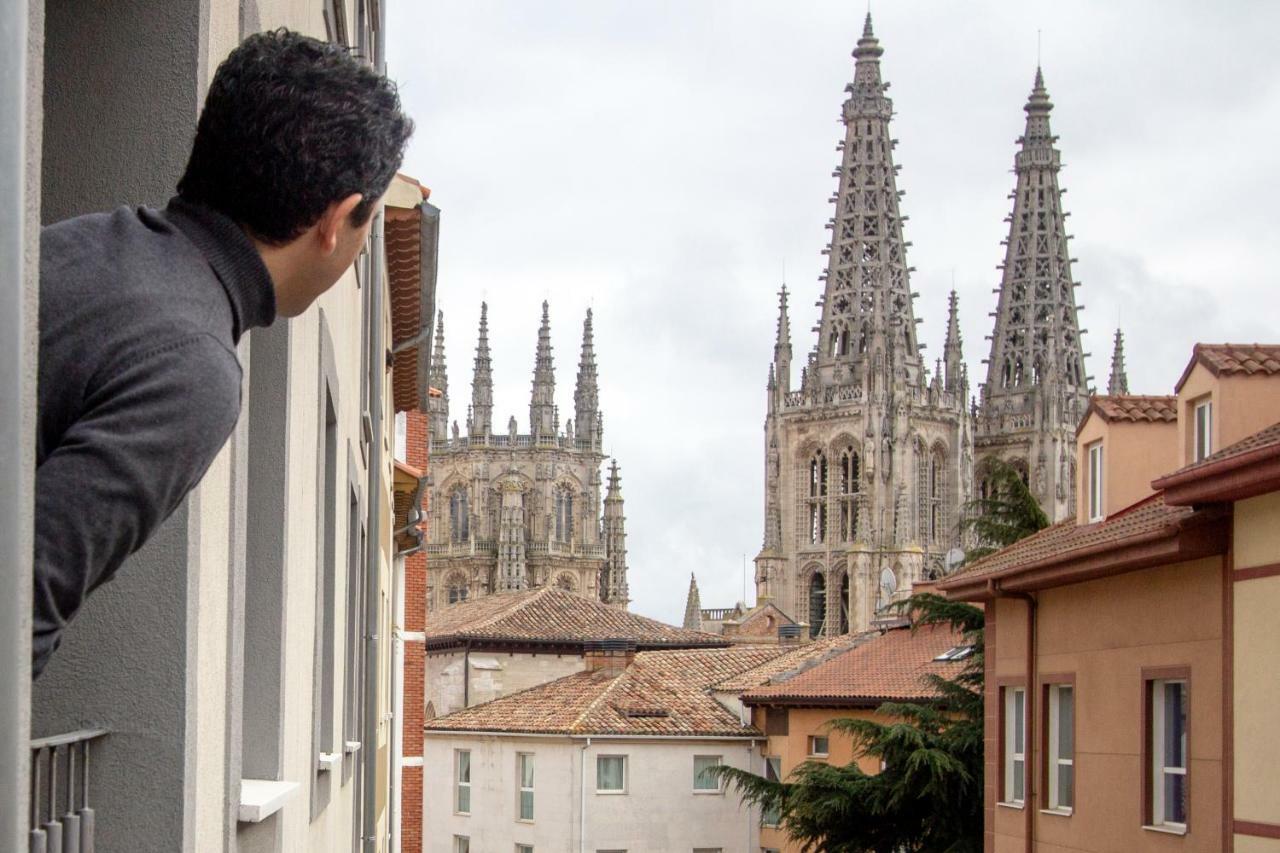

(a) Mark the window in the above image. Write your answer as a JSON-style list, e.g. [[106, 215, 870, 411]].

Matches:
[[808, 735, 830, 757], [554, 486, 575, 542], [446, 571, 468, 605], [693, 755, 722, 792], [449, 487, 470, 543], [929, 452, 945, 544], [1193, 399, 1212, 462], [455, 750, 471, 814], [597, 755, 626, 793], [394, 410, 407, 462], [1046, 683, 1074, 812], [838, 448, 860, 541], [1002, 687, 1026, 805], [516, 846, 533, 853], [1148, 678, 1188, 830], [693, 849, 723, 853], [454, 837, 470, 853], [1087, 442, 1104, 522], [516, 752, 534, 820], [808, 573, 826, 638], [762, 757, 782, 827], [807, 451, 828, 545]]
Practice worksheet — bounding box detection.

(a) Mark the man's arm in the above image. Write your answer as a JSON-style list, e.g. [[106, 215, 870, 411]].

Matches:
[[32, 334, 242, 676]]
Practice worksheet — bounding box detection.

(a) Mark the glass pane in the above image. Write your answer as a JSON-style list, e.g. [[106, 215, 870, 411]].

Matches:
[[457, 785, 470, 813], [765, 757, 781, 782], [1057, 762, 1074, 809], [1013, 691, 1025, 752], [694, 756, 720, 790], [598, 756, 624, 790], [1163, 772, 1187, 824], [1058, 687, 1074, 756], [458, 751, 470, 783], [1012, 760, 1025, 802], [519, 790, 534, 820], [1163, 683, 1186, 768], [521, 755, 534, 787]]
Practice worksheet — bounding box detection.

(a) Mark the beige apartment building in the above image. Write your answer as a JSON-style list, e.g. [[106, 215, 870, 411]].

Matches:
[[4, 4, 436, 852], [940, 343, 1280, 852]]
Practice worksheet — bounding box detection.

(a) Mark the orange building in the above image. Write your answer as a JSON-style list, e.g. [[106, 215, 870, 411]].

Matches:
[[940, 344, 1280, 852], [740, 621, 967, 853]]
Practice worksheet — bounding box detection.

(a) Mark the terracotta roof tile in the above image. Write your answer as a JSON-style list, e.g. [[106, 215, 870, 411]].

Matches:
[[424, 646, 788, 736], [424, 587, 729, 649], [1176, 343, 1280, 392], [712, 634, 864, 692], [1159, 421, 1280, 480], [385, 203, 438, 414], [1086, 395, 1177, 426], [741, 623, 967, 705]]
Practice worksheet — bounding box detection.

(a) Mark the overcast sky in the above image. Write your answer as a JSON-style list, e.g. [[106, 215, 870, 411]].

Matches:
[[388, 1, 1280, 626]]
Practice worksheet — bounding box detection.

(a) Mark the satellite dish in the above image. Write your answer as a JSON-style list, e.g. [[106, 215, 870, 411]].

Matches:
[[945, 548, 966, 573]]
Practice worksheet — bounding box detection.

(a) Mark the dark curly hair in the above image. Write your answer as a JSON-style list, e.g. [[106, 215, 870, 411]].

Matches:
[[178, 29, 414, 244]]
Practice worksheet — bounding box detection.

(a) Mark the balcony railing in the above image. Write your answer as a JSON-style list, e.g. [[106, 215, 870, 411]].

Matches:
[[28, 728, 108, 853]]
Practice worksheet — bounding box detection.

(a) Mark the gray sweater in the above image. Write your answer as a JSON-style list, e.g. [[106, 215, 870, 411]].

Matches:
[[33, 197, 276, 677]]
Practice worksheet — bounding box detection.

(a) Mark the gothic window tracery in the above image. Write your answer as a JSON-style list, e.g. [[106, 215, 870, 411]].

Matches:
[[839, 572, 850, 634], [554, 485, 575, 542], [930, 445, 947, 545], [807, 450, 829, 545], [554, 573, 576, 592], [445, 571, 468, 605], [838, 446, 860, 542], [808, 572, 827, 638], [449, 487, 470, 543]]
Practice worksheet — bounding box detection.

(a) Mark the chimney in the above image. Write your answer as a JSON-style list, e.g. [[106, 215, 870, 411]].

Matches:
[[584, 639, 636, 676], [777, 625, 803, 647]]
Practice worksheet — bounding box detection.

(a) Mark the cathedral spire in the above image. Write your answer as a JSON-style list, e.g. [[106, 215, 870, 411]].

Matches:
[[812, 14, 921, 389], [943, 290, 964, 393], [530, 301, 556, 439], [682, 573, 703, 631], [469, 302, 493, 438], [574, 309, 600, 448], [602, 461, 628, 606], [773, 285, 792, 394], [428, 310, 449, 442], [1108, 328, 1129, 395]]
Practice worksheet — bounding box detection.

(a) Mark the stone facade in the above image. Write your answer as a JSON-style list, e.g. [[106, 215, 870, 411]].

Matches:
[[424, 302, 629, 612], [755, 16, 1093, 637]]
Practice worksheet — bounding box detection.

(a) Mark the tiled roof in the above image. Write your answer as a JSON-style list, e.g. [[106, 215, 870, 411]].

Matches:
[[1157, 421, 1280, 481], [424, 646, 788, 736], [712, 634, 864, 692], [937, 493, 1197, 587], [424, 587, 729, 649], [1176, 343, 1280, 392], [1086, 395, 1177, 426], [385, 201, 438, 414], [741, 623, 967, 705]]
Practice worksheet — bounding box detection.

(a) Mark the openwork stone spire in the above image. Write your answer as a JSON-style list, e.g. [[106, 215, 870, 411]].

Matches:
[[981, 67, 1088, 407], [774, 285, 792, 394], [813, 12, 921, 389], [1108, 328, 1129, 395], [601, 461, 628, 606], [574, 309, 600, 448], [682, 574, 703, 631], [529, 301, 556, 439], [428, 310, 449, 441], [469, 302, 493, 438], [943, 290, 964, 393]]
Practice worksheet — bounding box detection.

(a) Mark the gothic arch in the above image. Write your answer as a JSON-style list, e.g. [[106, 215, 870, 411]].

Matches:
[[444, 570, 469, 606], [553, 572, 577, 592], [807, 571, 827, 639]]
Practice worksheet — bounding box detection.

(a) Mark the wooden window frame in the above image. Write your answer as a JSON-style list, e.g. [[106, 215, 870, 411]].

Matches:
[[1141, 666, 1190, 833], [1040, 673, 1076, 815]]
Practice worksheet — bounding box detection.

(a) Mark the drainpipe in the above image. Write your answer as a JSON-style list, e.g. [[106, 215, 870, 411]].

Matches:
[[361, 5, 388, 844], [0, 1, 31, 847], [578, 736, 591, 853], [388, 553, 404, 853], [990, 579, 1036, 853], [462, 641, 470, 708]]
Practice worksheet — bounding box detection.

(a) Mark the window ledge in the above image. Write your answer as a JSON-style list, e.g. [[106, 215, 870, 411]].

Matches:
[[316, 752, 341, 773], [996, 801, 1025, 811], [344, 740, 361, 755], [238, 779, 300, 823], [1143, 824, 1188, 836], [595, 790, 627, 795], [1040, 808, 1073, 818], [692, 789, 725, 795]]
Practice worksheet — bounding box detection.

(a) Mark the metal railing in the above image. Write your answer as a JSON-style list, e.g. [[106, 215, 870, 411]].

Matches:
[[28, 729, 107, 853]]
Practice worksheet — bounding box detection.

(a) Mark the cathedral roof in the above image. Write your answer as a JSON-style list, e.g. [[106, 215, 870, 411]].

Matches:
[[424, 645, 787, 737], [1081, 395, 1177, 430], [424, 587, 728, 651], [1174, 343, 1280, 392], [739, 623, 967, 707]]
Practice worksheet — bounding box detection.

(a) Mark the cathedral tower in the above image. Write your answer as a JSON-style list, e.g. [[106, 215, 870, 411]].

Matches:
[[469, 303, 493, 439], [601, 460, 629, 606], [976, 68, 1091, 521], [756, 16, 970, 637], [428, 311, 449, 442]]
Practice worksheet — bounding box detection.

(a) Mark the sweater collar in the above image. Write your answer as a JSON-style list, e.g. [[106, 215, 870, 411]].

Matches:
[[163, 197, 277, 340]]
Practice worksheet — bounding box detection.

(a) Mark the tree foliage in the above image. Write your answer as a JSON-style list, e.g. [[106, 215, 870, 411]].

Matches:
[[714, 593, 985, 853], [959, 458, 1051, 561]]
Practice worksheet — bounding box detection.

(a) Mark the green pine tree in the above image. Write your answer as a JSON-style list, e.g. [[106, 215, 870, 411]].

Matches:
[[960, 458, 1051, 561]]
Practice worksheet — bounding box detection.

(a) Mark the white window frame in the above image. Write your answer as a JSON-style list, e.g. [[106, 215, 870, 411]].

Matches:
[[517, 752, 534, 821], [453, 837, 470, 853], [454, 749, 471, 815], [1002, 687, 1026, 806], [808, 735, 830, 757], [596, 754, 627, 794], [1150, 679, 1189, 831], [1046, 683, 1074, 813], [394, 410, 407, 462], [1087, 441, 1104, 522], [515, 845, 534, 853], [1194, 400, 1212, 462], [693, 755, 723, 793], [762, 756, 782, 827]]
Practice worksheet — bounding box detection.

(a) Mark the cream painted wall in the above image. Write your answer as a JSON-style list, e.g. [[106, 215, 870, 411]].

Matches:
[[1176, 365, 1280, 467], [423, 733, 762, 853], [1234, 492, 1280, 570], [426, 650, 587, 717], [1075, 414, 1177, 522]]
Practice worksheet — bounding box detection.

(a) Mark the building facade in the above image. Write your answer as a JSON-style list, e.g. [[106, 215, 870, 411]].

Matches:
[[755, 15, 1093, 637], [424, 304, 630, 613]]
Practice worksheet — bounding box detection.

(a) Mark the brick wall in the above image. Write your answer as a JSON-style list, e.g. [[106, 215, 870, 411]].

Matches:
[[402, 410, 429, 852]]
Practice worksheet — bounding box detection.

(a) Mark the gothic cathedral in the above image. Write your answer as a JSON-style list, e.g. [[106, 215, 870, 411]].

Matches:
[[756, 16, 1089, 636], [423, 302, 629, 613]]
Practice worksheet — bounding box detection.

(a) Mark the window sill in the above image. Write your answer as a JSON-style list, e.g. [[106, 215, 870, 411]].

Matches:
[[1040, 808, 1073, 818], [595, 790, 627, 795], [238, 779, 300, 823], [1143, 824, 1188, 836], [808, 754, 829, 759], [996, 801, 1025, 810], [316, 752, 340, 773], [454, 811, 471, 818], [692, 789, 725, 795], [344, 740, 361, 755]]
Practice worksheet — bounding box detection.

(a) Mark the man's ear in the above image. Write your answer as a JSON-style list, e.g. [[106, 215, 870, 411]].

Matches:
[[317, 193, 365, 255]]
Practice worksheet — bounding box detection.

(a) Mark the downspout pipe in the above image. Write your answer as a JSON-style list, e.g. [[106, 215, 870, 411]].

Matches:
[[361, 5, 388, 842], [578, 736, 591, 853], [990, 579, 1036, 853]]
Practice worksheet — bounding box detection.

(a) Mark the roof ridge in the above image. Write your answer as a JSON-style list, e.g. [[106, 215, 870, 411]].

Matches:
[[570, 669, 631, 731], [467, 587, 549, 632]]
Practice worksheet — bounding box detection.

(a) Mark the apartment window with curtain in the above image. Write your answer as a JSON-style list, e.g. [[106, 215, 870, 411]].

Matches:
[[762, 756, 782, 826], [597, 755, 627, 793], [455, 750, 472, 814], [1193, 399, 1212, 462], [1087, 441, 1104, 522], [693, 755, 722, 792], [517, 752, 534, 820], [1146, 676, 1189, 832], [1046, 682, 1074, 813], [1002, 686, 1026, 805]]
